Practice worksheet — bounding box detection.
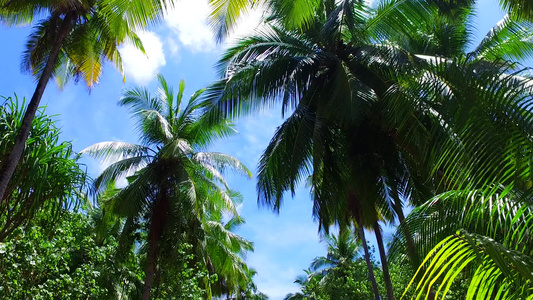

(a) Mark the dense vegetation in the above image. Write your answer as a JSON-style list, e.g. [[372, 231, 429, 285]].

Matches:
[[0, 0, 532, 299]]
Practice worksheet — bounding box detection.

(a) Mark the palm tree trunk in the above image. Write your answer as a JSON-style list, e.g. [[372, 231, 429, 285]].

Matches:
[[0, 11, 75, 202], [393, 200, 420, 267], [357, 225, 380, 300], [374, 221, 394, 300], [141, 195, 169, 300], [394, 202, 435, 300]]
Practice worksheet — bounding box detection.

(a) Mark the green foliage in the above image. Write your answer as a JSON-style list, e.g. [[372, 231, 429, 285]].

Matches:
[[0, 212, 141, 299], [321, 259, 376, 299], [150, 243, 210, 299], [0, 209, 226, 299], [0, 95, 86, 241]]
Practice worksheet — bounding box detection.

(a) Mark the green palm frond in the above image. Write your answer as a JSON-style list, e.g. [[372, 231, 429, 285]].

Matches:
[[208, 0, 257, 42], [257, 103, 315, 211], [470, 16, 533, 62], [499, 0, 533, 20], [193, 152, 252, 178], [405, 230, 533, 299], [81, 141, 153, 163], [267, 0, 321, 31], [120, 86, 163, 114], [92, 156, 150, 193]]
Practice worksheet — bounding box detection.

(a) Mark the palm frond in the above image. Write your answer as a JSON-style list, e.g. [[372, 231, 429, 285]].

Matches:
[[81, 141, 153, 163]]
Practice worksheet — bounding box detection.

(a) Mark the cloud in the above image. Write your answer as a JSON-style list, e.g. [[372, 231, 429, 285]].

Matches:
[[164, 0, 215, 52], [166, 37, 180, 59], [164, 0, 264, 52], [120, 31, 166, 84], [365, 0, 379, 7]]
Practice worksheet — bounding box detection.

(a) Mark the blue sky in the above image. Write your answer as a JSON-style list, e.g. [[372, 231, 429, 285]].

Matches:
[[0, 1, 509, 298]]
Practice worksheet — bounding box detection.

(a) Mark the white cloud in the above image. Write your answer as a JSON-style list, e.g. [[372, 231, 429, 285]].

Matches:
[[365, 0, 379, 7], [120, 31, 166, 84], [164, 0, 215, 52], [166, 37, 181, 59], [164, 0, 265, 52]]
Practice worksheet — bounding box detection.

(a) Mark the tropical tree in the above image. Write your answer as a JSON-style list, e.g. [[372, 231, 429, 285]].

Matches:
[[284, 269, 325, 300], [310, 230, 360, 274], [310, 230, 381, 299], [199, 212, 255, 297], [83, 75, 251, 299], [231, 268, 270, 300], [0, 95, 86, 241], [205, 0, 533, 299], [204, 0, 442, 298], [0, 0, 176, 202], [386, 59, 533, 298]]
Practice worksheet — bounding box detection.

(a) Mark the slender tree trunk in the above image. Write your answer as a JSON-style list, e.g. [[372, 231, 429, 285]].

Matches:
[[357, 225, 380, 300], [0, 12, 75, 202], [394, 201, 435, 300], [393, 200, 420, 267], [374, 221, 394, 300], [141, 195, 168, 300]]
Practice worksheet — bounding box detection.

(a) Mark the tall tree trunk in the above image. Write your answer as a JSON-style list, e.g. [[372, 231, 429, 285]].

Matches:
[[357, 225, 380, 300], [394, 201, 435, 300], [374, 221, 394, 300], [141, 195, 169, 300], [393, 199, 420, 267], [0, 12, 75, 202]]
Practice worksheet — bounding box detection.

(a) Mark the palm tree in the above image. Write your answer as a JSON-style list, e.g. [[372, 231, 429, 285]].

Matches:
[[0, 0, 175, 202], [205, 0, 533, 299], [308, 229, 381, 299], [204, 1, 442, 298], [231, 268, 269, 300], [82, 75, 251, 299], [284, 269, 323, 300], [391, 192, 533, 299], [202, 214, 255, 298], [310, 230, 360, 274], [384, 56, 533, 299]]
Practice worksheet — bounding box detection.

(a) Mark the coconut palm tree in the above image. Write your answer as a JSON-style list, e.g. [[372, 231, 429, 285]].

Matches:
[[205, 0, 533, 299], [204, 0, 443, 298], [82, 75, 251, 299], [0, 0, 175, 202], [310, 230, 360, 274], [385, 56, 533, 299], [284, 269, 324, 300], [202, 214, 255, 298]]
